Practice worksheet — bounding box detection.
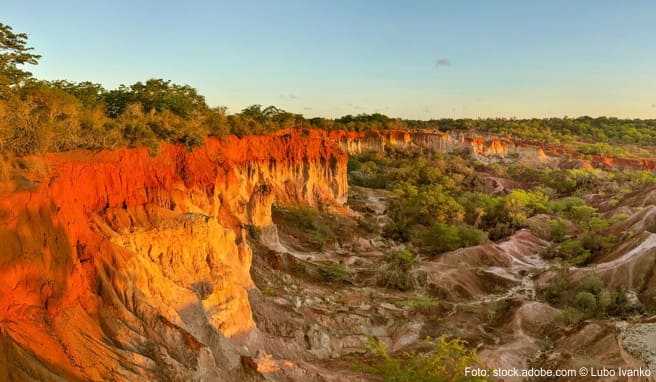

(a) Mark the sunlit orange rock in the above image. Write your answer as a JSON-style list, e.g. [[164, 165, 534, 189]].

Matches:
[[0, 129, 348, 380]]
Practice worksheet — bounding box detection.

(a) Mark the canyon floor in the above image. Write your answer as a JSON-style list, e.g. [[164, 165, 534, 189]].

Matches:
[[244, 161, 656, 381]]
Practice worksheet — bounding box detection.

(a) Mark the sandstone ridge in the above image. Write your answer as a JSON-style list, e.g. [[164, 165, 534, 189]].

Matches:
[[0, 129, 347, 381]]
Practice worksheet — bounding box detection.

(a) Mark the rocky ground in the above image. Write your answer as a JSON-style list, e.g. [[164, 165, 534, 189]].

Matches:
[[244, 178, 656, 381]]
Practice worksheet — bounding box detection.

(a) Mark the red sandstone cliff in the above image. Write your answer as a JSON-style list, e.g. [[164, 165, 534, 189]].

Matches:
[[0, 130, 347, 381], [1, 127, 655, 381]]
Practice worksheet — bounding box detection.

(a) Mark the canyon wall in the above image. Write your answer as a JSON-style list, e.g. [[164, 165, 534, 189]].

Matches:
[[0, 130, 347, 381], [1, 127, 654, 381], [335, 129, 656, 171], [333, 129, 553, 165]]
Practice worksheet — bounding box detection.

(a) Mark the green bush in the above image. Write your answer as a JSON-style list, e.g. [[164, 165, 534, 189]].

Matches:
[[548, 196, 586, 215], [400, 295, 441, 313], [460, 189, 554, 240], [360, 336, 487, 382], [542, 269, 569, 305], [272, 206, 335, 249], [317, 262, 350, 283], [377, 249, 418, 291], [549, 218, 568, 242], [574, 291, 597, 313], [504, 189, 549, 225], [542, 273, 639, 320], [413, 223, 487, 256], [121, 121, 160, 155], [347, 157, 362, 172], [486, 299, 513, 324], [486, 222, 515, 241], [554, 239, 591, 266], [577, 142, 625, 157], [578, 275, 605, 295], [604, 289, 634, 317], [559, 307, 584, 326], [389, 183, 466, 227]]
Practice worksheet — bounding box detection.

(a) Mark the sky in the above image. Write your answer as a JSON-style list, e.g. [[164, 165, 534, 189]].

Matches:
[[4, 0, 656, 119]]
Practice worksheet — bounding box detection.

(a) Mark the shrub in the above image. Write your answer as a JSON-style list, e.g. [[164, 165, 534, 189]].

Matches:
[[549, 218, 568, 242], [559, 307, 584, 326], [574, 291, 597, 313], [548, 196, 586, 215], [625, 170, 656, 187], [117, 104, 160, 153], [317, 262, 350, 283], [347, 157, 362, 172], [350, 159, 388, 188], [272, 206, 335, 249], [577, 142, 625, 156], [388, 248, 417, 267], [387, 183, 466, 229], [360, 336, 487, 382], [1, 88, 83, 154], [578, 275, 604, 295], [597, 289, 613, 313], [400, 295, 441, 313], [580, 232, 616, 255], [486, 222, 515, 241], [569, 205, 597, 226], [555, 239, 591, 266], [542, 272, 639, 320], [504, 189, 549, 225], [542, 269, 569, 305], [205, 106, 230, 137], [604, 289, 634, 317], [413, 223, 487, 256], [377, 249, 418, 291], [458, 225, 488, 247], [485, 299, 513, 324]]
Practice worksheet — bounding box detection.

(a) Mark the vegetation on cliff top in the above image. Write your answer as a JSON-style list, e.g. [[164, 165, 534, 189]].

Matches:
[[2, 23, 656, 156]]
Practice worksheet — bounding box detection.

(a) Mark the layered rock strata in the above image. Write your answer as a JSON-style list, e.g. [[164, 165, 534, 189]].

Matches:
[[0, 130, 347, 381]]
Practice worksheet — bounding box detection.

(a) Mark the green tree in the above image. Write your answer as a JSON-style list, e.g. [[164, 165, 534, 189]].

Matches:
[[504, 189, 549, 224], [0, 23, 41, 96], [45, 80, 106, 107], [104, 79, 208, 118], [205, 106, 230, 137], [103, 85, 134, 118], [129, 78, 207, 117]]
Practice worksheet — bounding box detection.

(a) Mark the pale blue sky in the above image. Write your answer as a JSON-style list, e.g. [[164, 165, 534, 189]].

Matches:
[[4, 0, 656, 118]]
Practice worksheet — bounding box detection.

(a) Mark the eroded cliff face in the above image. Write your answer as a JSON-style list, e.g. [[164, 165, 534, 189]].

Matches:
[[334, 129, 547, 160], [336, 129, 656, 171], [0, 130, 347, 381], [2, 127, 655, 381]]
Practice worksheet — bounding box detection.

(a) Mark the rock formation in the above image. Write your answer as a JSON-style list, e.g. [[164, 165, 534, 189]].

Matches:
[[335, 129, 656, 171], [0, 130, 347, 381], [2, 127, 656, 381]]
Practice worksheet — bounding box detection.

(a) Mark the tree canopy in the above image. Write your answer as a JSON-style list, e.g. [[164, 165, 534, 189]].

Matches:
[[1, 22, 656, 156], [0, 23, 41, 96]]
